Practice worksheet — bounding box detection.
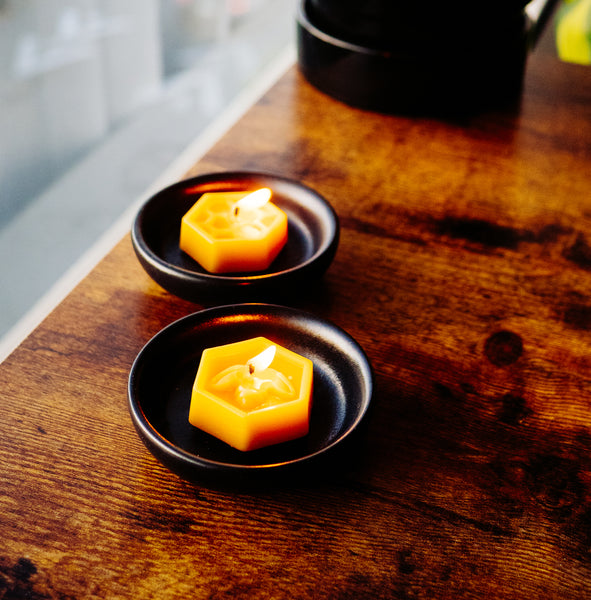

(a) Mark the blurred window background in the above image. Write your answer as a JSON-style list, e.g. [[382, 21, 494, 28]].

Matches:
[[0, 0, 296, 353]]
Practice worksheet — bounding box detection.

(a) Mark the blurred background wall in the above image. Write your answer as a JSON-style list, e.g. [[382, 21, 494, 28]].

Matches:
[[0, 0, 296, 350]]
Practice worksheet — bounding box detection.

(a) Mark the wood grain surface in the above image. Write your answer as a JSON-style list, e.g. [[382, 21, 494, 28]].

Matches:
[[1, 19, 591, 600]]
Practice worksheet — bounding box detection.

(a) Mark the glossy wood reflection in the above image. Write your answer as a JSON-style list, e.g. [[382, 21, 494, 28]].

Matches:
[[1, 21, 591, 600]]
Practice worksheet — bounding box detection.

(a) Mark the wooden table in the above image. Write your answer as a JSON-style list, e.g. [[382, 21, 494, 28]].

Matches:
[[2, 17, 591, 600]]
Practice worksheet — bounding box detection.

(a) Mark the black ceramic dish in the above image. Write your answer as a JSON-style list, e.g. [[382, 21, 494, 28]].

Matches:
[[131, 172, 339, 304], [128, 304, 374, 486]]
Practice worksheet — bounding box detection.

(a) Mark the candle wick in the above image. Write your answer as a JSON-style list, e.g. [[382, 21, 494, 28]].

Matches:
[[248, 363, 255, 375], [234, 206, 239, 217]]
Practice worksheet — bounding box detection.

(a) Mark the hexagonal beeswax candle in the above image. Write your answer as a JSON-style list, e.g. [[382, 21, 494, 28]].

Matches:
[[189, 337, 313, 451], [179, 188, 288, 273]]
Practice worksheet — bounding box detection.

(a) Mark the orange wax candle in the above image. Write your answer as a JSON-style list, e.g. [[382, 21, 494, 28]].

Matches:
[[189, 337, 313, 451], [179, 188, 288, 273]]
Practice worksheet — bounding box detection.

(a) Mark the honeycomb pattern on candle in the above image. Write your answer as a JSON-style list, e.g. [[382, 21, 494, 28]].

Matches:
[[195, 196, 279, 240], [179, 190, 289, 273]]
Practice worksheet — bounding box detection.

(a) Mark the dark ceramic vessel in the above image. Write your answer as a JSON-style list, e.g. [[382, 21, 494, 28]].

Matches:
[[298, 0, 553, 115], [309, 0, 530, 50], [131, 172, 339, 304], [128, 304, 374, 486]]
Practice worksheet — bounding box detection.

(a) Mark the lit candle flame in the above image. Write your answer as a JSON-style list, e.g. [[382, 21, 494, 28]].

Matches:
[[247, 345, 276, 375], [233, 188, 272, 217]]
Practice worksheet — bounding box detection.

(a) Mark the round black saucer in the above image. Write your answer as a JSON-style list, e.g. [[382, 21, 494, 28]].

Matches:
[[131, 172, 339, 304], [128, 304, 374, 486]]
